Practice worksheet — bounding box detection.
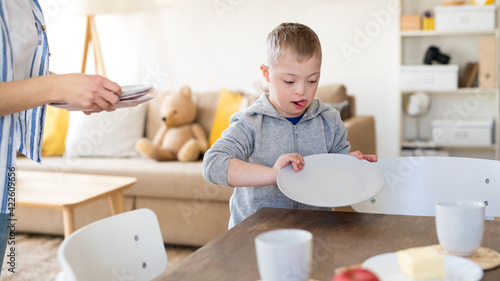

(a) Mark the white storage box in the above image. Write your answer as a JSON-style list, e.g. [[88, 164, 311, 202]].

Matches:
[[431, 119, 494, 147], [401, 65, 459, 91], [435, 5, 496, 32]]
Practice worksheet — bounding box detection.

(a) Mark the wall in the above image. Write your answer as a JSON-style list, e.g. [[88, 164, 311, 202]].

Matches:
[[41, 0, 401, 157]]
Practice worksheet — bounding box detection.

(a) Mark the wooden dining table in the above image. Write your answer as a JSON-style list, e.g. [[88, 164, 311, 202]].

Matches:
[[160, 207, 500, 280]]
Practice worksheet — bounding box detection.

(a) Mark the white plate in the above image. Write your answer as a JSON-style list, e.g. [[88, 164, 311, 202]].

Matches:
[[50, 96, 154, 111], [362, 252, 483, 281], [276, 154, 384, 207], [50, 84, 154, 105], [119, 87, 155, 101], [120, 84, 153, 99]]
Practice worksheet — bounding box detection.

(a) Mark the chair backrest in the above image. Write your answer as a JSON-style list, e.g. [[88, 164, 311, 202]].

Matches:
[[57, 209, 167, 281], [352, 157, 500, 218]]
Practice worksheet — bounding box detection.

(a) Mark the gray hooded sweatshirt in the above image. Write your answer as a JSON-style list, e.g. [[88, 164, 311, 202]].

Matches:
[[202, 93, 351, 228]]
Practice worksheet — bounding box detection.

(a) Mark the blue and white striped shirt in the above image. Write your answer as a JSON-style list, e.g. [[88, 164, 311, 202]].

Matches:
[[0, 0, 49, 214]]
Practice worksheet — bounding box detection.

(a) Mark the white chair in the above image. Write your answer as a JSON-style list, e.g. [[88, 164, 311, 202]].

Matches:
[[55, 208, 168, 281], [352, 157, 500, 218]]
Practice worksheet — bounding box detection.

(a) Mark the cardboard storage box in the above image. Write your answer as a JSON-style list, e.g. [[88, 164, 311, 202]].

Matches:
[[431, 119, 494, 147], [401, 65, 459, 91], [435, 5, 496, 32], [479, 36, 498, 88], [401, 14, 421, 31]]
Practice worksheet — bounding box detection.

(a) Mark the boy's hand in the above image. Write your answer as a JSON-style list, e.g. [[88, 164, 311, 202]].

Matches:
[[349, 151, 378, 162], [272, 153, 305, 174]]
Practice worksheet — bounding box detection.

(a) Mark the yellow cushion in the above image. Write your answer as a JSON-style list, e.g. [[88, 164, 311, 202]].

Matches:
[[208, 89, 243, 147], [471, 0, 494, 4], [42, 105, 69, 156]]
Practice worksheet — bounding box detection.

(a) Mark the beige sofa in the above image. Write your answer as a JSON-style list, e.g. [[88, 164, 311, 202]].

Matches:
[[16, 84, 376, 246]]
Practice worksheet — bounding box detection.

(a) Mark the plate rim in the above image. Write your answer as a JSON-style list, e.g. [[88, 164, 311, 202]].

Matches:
[[120, 84, 153, 97], [362, 252, 484, 281], [119, 87, 155, 101], [49, 95, 154, 111], [49, 84, 154, 105]]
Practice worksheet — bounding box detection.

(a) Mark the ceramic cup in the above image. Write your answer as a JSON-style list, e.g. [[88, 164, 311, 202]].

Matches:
[[255, 229, 313, 281], [435, 201, 485, 256]]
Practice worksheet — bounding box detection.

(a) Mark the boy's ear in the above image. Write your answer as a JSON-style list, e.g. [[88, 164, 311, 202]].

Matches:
[[260, 64, 270, 83]]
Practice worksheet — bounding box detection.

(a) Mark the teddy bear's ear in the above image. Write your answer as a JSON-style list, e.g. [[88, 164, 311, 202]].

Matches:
[[179, 86, 192, 99]]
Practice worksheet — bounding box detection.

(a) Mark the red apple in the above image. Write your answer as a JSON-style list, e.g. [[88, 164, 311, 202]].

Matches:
[[332, 268, 380, 281]]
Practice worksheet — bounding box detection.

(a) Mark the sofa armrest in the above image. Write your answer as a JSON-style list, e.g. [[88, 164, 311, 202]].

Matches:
[[344, 115, 376, 155], [346, 95, 356, 118]]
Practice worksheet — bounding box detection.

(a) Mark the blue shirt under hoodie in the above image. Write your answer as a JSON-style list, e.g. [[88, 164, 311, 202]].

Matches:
[[202, 92, 351, 228]]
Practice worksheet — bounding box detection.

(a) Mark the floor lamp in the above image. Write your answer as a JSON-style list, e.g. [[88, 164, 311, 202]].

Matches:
[[81, 15, 106, 77], [76, 0, 144, 77]]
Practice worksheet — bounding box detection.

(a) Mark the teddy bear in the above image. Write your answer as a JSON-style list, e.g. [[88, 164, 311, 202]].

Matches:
[[135, 86, 209, 161]]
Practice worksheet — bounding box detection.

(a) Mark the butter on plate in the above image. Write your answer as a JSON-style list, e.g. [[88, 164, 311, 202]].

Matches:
[[397, 247, 445, 280]]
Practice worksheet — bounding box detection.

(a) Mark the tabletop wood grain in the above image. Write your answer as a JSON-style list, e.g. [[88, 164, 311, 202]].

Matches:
[[160, 207, 500, 280]]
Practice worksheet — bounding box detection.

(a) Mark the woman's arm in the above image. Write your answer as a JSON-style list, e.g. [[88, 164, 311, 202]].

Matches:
[[0, 73, 121, 116]]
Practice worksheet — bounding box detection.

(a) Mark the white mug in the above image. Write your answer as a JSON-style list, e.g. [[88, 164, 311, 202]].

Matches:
[[435, 201, 485, 256], [255, 229, 312, 281]]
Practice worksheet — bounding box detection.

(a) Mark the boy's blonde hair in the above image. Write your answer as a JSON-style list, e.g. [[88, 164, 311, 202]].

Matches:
[[265, 22, 322, 68]]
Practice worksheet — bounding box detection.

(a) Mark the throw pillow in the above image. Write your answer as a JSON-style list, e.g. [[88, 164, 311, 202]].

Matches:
[[41, 105, 69, 156], [315, 84, 347, 103], [208, 89, 243, 147], [325, 100, 350, 120], [64, 104, 147, 158]]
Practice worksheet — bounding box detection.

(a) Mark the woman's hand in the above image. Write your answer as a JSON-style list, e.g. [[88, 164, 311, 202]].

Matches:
[[55, 73, 121, 113], [0, 73, 121, 116]]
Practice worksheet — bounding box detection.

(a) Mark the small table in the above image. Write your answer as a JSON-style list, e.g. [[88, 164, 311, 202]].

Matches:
[[17, 170, 137, 237], [160, 207, 500, 280]]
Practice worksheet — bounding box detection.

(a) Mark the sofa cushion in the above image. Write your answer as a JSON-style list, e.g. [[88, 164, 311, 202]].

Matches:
[[324, 100, 350, 120], [145, 91, 164, 140], [65, 104, 147, 157], [208, 89, 243, 147], [194, 91, 222, 137], [147, 90, 222, 141], [315, 84, 353, 119], [16, 157, 233, 202], [42, 106, 69, 156], [315, 84, 347, 103], [147, 84, 349, 141]]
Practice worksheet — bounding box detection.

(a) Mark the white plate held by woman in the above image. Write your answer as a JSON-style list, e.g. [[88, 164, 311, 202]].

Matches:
[[277, 154, 384, 207], [49, 84, 155, 111], [51, 96, 154, 111], [120, 84, 153, 97]]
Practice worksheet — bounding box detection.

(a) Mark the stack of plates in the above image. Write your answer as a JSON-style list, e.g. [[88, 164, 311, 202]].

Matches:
[[50, 84, 154, 111]]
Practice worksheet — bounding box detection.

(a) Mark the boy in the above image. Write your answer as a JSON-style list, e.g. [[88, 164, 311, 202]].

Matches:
[[202, 22, 377, 228]]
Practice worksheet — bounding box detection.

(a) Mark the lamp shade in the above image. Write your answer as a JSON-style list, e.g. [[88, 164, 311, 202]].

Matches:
[[73, 0, 146, 15]]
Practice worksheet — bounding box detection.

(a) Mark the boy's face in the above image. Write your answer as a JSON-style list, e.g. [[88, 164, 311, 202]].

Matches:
[[261, 52, 321, 118]]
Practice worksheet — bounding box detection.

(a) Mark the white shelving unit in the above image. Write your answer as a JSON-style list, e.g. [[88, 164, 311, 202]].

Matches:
[[401, 30, 497, 37], [400, 0, 500, 160]]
